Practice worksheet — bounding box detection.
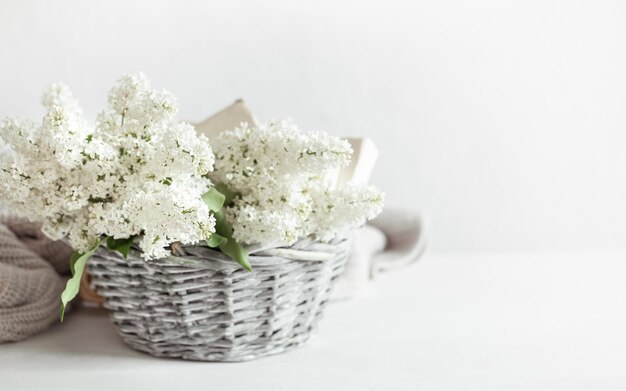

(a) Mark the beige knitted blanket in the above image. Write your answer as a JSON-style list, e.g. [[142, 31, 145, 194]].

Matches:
[[0, 214, 73, 342]]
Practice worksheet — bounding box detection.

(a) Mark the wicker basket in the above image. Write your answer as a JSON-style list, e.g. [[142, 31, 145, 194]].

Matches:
[[87, 236, 351, 362]]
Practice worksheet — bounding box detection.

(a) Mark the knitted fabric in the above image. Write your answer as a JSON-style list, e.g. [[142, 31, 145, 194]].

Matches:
[[0, 211, 73, 343]]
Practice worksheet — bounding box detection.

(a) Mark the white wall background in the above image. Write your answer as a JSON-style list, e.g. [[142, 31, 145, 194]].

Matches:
[[1, 0, 625, 253]]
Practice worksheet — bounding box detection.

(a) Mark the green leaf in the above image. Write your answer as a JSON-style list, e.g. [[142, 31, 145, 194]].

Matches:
[[60, 240, 101, 322], [200, 185, 250, 271], [211, 209, 251, 271], [219, 239, 251, 271], [206, 232, 227, 248], [106, 236, 135, 259], [202, 187, 226, 212], [214, 183, 237, 205], [213, 209, 231, 236], [69, 251, 81, 276]]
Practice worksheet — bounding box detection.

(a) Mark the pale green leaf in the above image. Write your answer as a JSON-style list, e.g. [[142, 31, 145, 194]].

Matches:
[[202, 187, 226, 212], [106, 236, 135, 259], [211, 209, 251, 271], [60, 239, 101, 322], [206, 232, 227, 248], [219, 239, 251, 272], [201, 186, 251, 271], [213, 209, 231, 236], [214, 183, 237, 205], [68, 251, 81, 276]]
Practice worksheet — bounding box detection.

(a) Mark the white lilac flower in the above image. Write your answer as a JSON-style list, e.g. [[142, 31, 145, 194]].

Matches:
[[0, 73, 216, 259], [211, 120, 384, 246]]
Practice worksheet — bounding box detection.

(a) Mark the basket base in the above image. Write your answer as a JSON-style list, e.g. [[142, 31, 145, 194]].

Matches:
[[118, 321, 318, 362]]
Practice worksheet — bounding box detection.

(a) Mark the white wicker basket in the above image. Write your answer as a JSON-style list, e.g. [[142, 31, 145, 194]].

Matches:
[[87, 236, 350, 362]]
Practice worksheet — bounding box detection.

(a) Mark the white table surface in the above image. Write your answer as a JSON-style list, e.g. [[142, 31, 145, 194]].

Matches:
[[1, 252, 625, 390]]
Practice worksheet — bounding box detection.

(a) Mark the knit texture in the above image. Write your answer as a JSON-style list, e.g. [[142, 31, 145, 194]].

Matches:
[[0, 210, 73, 343]]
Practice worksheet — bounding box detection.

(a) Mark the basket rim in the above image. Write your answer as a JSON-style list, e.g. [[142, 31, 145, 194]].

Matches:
[[95, 235, 352, 269]]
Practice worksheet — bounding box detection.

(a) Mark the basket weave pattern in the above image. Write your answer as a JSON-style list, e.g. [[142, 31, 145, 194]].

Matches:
[[88, 237, 350, 361]]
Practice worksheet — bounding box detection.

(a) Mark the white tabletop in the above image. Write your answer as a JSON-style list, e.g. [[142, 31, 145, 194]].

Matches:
[[1, 252, 625, 390]]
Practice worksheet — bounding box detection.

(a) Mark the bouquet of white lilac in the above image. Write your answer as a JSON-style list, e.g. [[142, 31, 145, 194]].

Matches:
[[211, 120, 384, 246], [0, 73, 384, 321], [1, 74, 216, 259], [0, 74, 223, 316]]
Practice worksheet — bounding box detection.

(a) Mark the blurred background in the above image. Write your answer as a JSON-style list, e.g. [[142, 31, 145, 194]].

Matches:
[[1, 0, 624, 254]]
